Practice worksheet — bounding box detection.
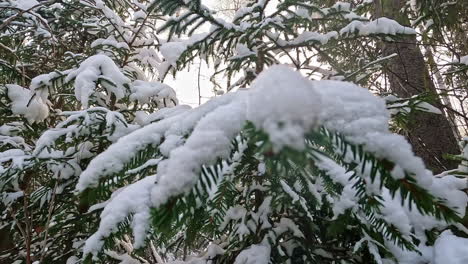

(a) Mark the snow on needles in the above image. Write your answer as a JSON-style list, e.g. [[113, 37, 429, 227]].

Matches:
[[246, 66, 322, 151], [78, 65, 467, 257], [6, 84, 49, 123], [65, 54, 130, 108]]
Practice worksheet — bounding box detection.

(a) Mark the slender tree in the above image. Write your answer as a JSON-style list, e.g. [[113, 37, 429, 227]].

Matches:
[[374, 0, 460, 173]]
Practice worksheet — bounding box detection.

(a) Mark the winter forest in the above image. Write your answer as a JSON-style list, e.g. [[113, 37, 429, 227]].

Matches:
[[1, 0, 468, 263]]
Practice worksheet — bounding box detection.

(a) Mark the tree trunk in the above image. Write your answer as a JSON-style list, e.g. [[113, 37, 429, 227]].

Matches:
[[375, 0, 460, 173]]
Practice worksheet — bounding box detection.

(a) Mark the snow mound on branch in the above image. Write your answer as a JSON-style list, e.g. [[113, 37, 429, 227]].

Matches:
[[454, 55, 468, 65], [433, 230, 468, 264], [6, 84, 49, 123], [247, 65, 322, 150], [234, 243, 271, 264], [65, 54, 130, 108], [289, 31, 338, 45], [84, 175, 156, 253], [389, 230, 468, 264], [160, 42, 187, 66], [3, 0, 39, 10], [129, 80, 178, 106], [76, 93, 237, 191], [159, 33, 209, 66], [340, 17, 416, 36]]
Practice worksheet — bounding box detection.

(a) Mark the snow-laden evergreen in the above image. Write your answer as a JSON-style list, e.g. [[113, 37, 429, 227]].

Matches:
[[1, 0, 468, 264], [78, 65, 468, 263]]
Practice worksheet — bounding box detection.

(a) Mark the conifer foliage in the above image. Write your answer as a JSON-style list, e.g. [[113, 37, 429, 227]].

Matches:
[[1, 0, 468, 264]]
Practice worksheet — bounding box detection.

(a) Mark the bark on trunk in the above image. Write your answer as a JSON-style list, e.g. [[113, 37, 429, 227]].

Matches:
[[375, 0, 460, 173]]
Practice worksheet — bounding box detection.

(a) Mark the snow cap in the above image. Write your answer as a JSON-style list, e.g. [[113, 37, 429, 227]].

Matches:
[[247, 65, 322, 150]]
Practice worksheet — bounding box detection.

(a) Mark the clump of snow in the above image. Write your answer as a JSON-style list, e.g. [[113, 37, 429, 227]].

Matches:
[[287, 31, 338, 46], [454, 55, 468, 65], [234, 243, 270, 264], [331, 2, 351, 12], [6, 84, 49, 123], [340, 17, 416, 36], [388, 230, 468, 264], [65, 54, 130, 108], [314, 154, 359, 217], [132, 10, 146, 21], [433, 230, 468, 264], [30, 71, 67, 91], [7, 0, 39, 10], [79, 65, 467, 257], [130, 47, 162, 68], [91, 36, 130, 50], [134, 105, 191, 126], [160, 42, 188, 66], [77, 93, 239, 191], [159, 33, 209, 66], [83, 176, 156, 257], [129, 80, 178, 106], [246, 65, 322, 150], [385, 94, 442, 115], [229, 43, 256, 60], [1, 191, 23, 206]]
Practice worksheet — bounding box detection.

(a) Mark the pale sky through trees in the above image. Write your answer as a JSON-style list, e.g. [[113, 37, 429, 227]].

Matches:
[[165, 0, 219, 106], [168, 0, 279, 106]]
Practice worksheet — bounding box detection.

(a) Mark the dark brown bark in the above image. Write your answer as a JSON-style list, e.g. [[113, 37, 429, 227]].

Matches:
[[375, 0, 460, 173]]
